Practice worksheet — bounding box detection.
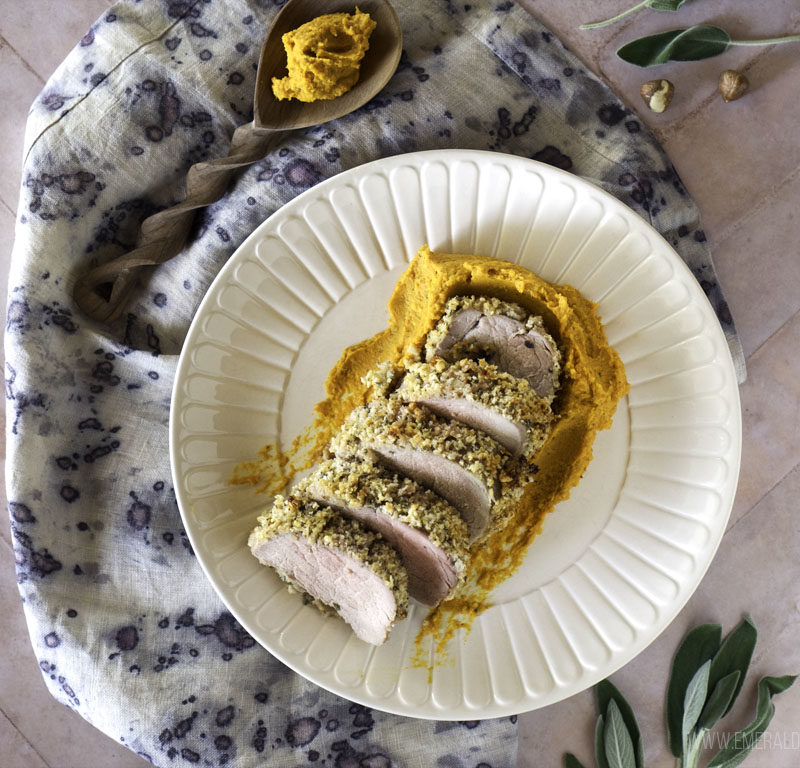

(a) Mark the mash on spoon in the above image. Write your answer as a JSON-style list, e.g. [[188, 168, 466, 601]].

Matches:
[[272, 8, 376, 102]]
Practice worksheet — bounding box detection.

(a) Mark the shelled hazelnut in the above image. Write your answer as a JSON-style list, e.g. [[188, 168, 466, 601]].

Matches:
[[640, 79, 674, 113], [718, 69, 749, 102]]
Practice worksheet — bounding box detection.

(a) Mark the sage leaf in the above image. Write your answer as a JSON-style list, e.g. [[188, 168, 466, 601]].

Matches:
[[596, 680, 644, 768], [595, 714, 611, 768], [706, 675, 797, 768], [617, 25, 731, 67], [605, 700, 637, 768], [580, 0, 690, 30], [667, 623, 721, 757], [707, 615, 757, 718], [682, 660, 711, 749], [648, 0, 689, 10], [698, 671, 741, 731], [565, 753, 588, 768]]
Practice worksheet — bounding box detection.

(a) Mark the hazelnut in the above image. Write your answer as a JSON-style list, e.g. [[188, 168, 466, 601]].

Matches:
[[640, 79, 674, 113], [718, 69, 749, 102]]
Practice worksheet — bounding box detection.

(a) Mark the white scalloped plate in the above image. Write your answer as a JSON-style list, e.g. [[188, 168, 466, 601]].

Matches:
[[169, 149, 741, 718]]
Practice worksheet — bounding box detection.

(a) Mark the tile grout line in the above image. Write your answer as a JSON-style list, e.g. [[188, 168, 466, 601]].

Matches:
[[663, 45, 776, 135], [1, 523, 15, 555], [710, 160, 800, 246], [726, 458, 800, 540], [1, 196, 17, 219], [0, 706, 53, 768], [0, 533, 54, 768], [744, 302, 800, 364], [0, 29, 37, 220], [0, 27, 44, 222], [0, 33, 46, 85]]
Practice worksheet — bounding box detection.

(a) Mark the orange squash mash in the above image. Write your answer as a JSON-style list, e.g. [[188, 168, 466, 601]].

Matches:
[[233, 245, 628, 650], [271, 9, 376, 102]]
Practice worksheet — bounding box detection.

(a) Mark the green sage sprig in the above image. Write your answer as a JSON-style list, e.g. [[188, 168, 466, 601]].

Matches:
[[668, 616, 796, 768], [565, 680, 644, 768], [580, 0, 691, 31], [617, 25, 800, 67], [563, 616, 796, 768]]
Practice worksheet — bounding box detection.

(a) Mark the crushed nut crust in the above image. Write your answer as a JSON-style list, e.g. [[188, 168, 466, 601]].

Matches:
[[424, 296, 543, 351]]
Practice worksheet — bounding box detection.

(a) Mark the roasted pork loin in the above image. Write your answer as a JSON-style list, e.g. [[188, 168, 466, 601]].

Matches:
[[249, 293, 563, 645]]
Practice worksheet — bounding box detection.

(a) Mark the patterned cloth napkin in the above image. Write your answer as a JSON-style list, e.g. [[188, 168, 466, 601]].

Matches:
[[6, 0, 743, 766]]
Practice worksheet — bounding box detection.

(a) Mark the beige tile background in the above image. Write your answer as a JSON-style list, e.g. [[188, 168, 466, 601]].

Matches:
[[1, 1, 799, 767]]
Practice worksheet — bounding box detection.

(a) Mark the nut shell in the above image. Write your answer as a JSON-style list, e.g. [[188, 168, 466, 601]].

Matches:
[[718, 69, 749, 102], [640, 79, 674, 113]]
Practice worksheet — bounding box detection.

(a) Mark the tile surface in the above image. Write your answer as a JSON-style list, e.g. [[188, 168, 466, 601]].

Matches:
[[0, 708, 50, 768], [710, 166, 800, 359], [658, 44, 800, 242], [0, 41, 44, 213], [729, 309, 800, 524], [2, 1, 800, 767], [0, 0, 110, 82]]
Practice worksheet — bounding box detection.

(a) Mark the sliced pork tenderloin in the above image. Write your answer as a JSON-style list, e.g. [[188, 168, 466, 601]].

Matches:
[[297, 456, 470, 606], [248, 495, 407, 645], [397, 357, 555, 459], [425, 296, 561, 400], [329, 398, 511, 541]]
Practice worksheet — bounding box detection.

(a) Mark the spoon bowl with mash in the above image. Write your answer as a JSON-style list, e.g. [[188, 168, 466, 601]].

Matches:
[[258, 0, 400, 129], [74, 0, 403, 322]]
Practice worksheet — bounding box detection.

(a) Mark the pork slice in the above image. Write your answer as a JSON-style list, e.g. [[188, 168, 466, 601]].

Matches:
[[419, 398, 527, 455], [397, 358, 555, 458], [433, 307, 481, 358], [299, 458, 469, 606], [248, 497, 407, 645], [330, 399, 507, 541], [372, 444, 492, 541], [426, 297, 561, 399], [462, 314, 559, 398]]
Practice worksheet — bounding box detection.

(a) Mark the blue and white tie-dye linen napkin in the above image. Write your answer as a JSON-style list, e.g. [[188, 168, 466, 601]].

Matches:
[[6, 1, 742, 766]]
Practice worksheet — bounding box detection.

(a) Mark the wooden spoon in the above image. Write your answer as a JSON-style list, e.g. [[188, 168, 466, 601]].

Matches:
[[73, 0, 402, 323]]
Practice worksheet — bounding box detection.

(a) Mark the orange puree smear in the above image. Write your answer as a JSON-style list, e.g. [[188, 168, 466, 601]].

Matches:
[[229, 428, 316, 497], [232, 244, 629, 659]]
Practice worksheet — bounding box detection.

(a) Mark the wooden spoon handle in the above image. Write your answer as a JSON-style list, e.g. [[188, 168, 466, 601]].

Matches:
[[73, 121, 281, 323]]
